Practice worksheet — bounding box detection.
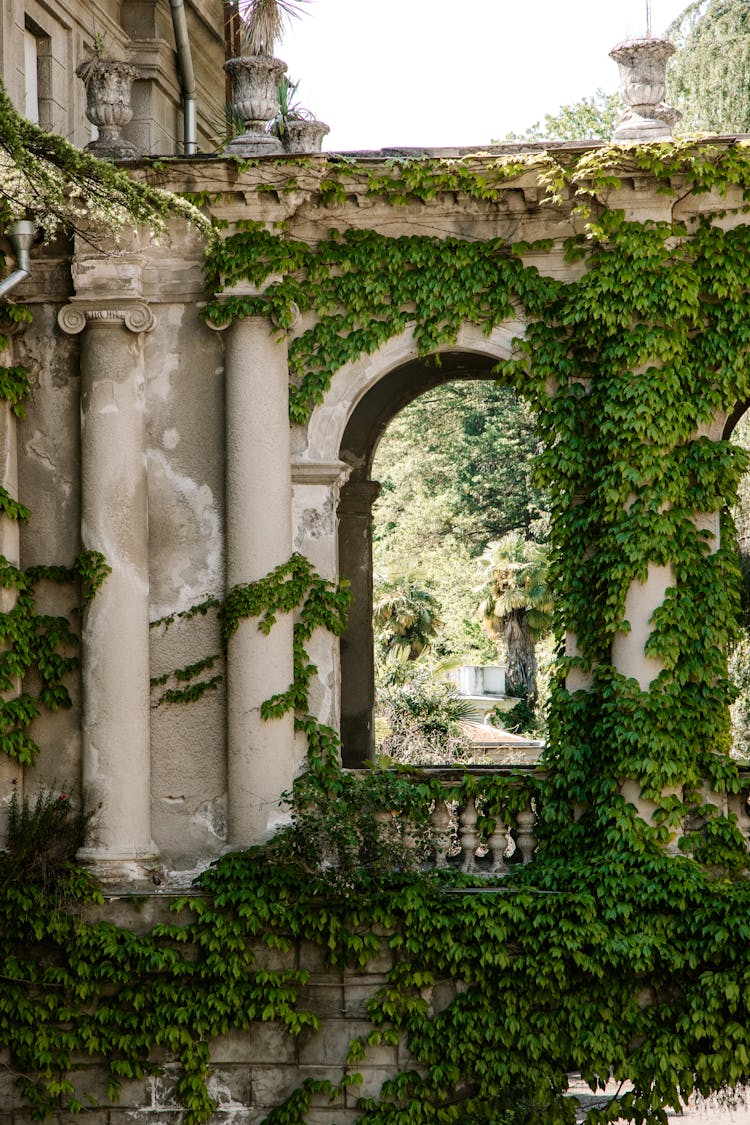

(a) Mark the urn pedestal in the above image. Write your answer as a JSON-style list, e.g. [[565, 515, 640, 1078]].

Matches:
[[224, 55, 287, 156], [76, 58, 139, 160], [610, 38, 680, 142]]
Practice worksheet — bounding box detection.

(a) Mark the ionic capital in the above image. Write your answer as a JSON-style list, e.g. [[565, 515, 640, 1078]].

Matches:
[[57, 302, 155, 336], [208, 272, 300, 331]]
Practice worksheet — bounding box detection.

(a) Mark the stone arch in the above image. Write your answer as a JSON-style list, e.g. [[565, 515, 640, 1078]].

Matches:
[[298, 320, 528, 767], [300, 320, 526, 468]]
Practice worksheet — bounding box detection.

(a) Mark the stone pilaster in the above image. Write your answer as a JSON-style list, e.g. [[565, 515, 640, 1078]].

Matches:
[[58, 300, 156, 882], [221, 311, 295, 846], [292, 460, 352, 736], [337, 479, 381, 768]]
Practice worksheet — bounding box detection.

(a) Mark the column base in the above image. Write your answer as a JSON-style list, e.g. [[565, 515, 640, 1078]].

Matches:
[[77, 847, 161, 888]]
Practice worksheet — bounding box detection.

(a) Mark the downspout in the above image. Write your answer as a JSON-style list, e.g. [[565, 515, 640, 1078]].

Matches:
[[169, 0, 198, 155], [0, 221, 35, 300]]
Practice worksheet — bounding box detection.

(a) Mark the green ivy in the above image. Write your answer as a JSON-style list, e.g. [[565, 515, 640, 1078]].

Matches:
[[0, 550, 112, 764], [7, 143, 750, 1122]]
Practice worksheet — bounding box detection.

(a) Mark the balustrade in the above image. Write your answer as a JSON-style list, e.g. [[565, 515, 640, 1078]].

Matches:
[[354, 766, 541, 875], [351, 766, 750, 876]]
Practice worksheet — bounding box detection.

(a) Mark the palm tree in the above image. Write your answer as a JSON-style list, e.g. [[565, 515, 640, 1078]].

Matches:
[[236, 0, 308, 57], [373, 574, 443, 662], [477, 532, 553, 702]]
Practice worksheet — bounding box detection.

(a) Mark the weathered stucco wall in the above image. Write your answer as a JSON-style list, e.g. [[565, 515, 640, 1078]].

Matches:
[[2, 154, 745, 880]]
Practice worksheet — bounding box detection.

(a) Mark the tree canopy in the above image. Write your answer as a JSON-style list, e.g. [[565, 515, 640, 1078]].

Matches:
[[500, 90, 621, 144], [667, 0, 750, 134], [0, 82, 208, 243], [372, 380, 547, 663]]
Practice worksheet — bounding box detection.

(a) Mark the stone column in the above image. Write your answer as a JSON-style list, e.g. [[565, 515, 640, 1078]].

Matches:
[[611, 564, 673, 690], [224, 314, 295, 846], [0, 320, 24, 843], [58, 301, 156, 881], [337, 479, 381, 768]]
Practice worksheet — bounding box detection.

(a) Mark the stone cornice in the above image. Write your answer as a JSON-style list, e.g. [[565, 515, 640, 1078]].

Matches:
[[291, 459, 351, 487]]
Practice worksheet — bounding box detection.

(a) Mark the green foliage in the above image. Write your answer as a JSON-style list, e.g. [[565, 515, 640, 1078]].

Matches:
[[668, 0, 750, 134], [375, 654, 474, 765], [203, 220, 558, 423], [373, 574, 443, 661], [501, 89, 621, 143], [0, 785, 93, 894], [0, 554, 113, 765], [0, 81, 210, 242], [372, 380, 547, 663], [477, 532, 553, 700], [8, 143, 750, 1123]]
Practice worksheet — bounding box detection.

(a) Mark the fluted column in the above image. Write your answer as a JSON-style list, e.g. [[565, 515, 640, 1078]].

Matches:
[[58, 301, 156, 880], [338, 480, 381, 768], [224, 313, 295, 846]]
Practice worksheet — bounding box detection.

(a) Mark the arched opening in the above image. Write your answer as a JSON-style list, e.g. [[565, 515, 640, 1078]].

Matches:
[[337, 350, 543, 767]]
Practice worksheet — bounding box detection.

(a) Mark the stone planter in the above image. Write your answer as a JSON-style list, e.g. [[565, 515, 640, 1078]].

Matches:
[[76, 57, 139, 160], [224, 55, 287, 156], [281, 118, 330, 154], [610, 38, 680, 141]]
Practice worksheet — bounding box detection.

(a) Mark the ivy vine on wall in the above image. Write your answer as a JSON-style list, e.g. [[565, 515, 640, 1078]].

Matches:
[[5, 142, 750, 1121]]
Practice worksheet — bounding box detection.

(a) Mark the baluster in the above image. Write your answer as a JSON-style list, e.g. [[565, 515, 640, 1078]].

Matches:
[[516, 807, 536, 864], [459, 797, 480, 874], [430, 800, 452, 869], [486, 815, 509, 875], [402, 821, 420, 861]]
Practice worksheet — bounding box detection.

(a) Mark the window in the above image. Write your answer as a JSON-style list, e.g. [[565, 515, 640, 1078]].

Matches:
[[23, 17, 51, 129]]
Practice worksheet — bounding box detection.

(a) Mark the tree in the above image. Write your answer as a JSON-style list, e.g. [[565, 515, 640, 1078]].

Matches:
[[375, 653, 473, 765], [0, 82, 207, 243], [372, 380, 548, 662], [498, 90, 621, 144], [477, 532, 553, 701], [373, 574, 443, 661], [667, 0, 750, 134]]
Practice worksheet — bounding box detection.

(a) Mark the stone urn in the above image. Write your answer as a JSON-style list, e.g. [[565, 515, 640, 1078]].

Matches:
[[610, 38, 680, 141], [282, 118, 330, 154], [76, 57, 140, 160], [224, 55, 287, 156]]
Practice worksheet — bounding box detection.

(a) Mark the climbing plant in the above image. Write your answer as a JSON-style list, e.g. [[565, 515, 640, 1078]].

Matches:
[[6, 141, 750, 1122]]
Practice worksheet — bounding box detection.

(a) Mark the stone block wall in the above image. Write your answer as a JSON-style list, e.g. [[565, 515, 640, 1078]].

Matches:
[[0, 896, 425, 1123]]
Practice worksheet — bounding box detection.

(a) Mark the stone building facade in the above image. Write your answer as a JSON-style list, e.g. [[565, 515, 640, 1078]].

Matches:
[[2, 152, 746, 881], [4, 11, 750, 1121], [1, 0, 225, 155], [3, 147, 750, 1122]]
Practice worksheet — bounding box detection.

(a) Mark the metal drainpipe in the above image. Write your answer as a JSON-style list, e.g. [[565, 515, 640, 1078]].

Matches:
[[169, 0, 198, 155], [0, 221, 35, 300]]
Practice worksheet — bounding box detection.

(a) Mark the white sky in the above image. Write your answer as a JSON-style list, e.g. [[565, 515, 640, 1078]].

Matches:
[[277, 0, 692, 151]]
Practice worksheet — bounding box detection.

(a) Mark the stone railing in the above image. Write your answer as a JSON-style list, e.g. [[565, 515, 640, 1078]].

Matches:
[[358, 766, 541, 876], [358, 765, 750, 875]]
